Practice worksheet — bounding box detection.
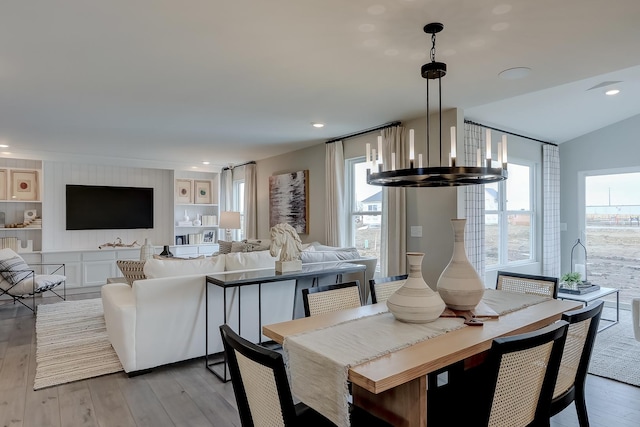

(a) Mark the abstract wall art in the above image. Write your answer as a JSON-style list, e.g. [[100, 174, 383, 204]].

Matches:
[[269, 170, 309, 234]]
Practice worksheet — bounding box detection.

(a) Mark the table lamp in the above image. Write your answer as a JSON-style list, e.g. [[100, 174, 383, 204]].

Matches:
[[219, 211, 241, 241]]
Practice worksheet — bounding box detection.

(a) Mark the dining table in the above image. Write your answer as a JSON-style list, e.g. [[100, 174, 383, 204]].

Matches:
[[262, 290, 582, 427]]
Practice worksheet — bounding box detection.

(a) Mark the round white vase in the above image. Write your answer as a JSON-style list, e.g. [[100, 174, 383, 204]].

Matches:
[[386, 252, 445, 323], [437, 219, 485, 310]]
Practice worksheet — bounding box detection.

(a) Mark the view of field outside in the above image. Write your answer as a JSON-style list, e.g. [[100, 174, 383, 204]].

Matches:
[[585, 172, 640, 307]]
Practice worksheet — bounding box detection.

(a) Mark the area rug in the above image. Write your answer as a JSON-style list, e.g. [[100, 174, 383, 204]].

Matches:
[[34, 298, 123, 390], [588, 308, 640, 387]]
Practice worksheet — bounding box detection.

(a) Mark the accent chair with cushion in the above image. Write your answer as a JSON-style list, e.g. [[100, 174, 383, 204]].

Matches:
[[0, 248, 66, 313], [496, 270, 559, 299], [551, 300, 603, 426], [302, 281, 362, 317], [220, 324, 391, 427]]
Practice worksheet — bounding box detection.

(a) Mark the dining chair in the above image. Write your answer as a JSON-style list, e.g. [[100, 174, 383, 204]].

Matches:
[[551, 300, 603, 426], [302, 281, 362, 317], [219, 324, 391, 427], [496, 270, 559, 299], [369, 274, 408, 304], [458, 320, 569, 427], [633, 298, 640, 341]]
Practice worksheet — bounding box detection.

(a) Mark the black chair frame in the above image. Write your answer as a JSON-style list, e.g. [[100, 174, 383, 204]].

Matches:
[[369, 274, 408, 304], [301, 281, 361, 317], [496, 270, 560, 299], [477, 321, 569, 427], [550, 300, 603, 426]]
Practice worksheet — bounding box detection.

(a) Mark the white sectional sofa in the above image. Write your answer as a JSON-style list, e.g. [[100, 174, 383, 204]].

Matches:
[[101, 245, 376, 373]]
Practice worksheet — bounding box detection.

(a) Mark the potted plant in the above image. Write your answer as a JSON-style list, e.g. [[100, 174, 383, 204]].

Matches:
[[561, 272, 583, 290]]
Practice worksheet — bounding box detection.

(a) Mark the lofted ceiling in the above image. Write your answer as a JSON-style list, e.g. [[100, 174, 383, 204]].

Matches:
[[1, 0, 639, 170]]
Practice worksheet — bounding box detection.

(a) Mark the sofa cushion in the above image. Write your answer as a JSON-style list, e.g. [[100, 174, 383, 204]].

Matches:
[[300, 248, 361, 263], [143, 256, 226, 279], [224, 250, 278, 270], [116, 260, 147, 285]]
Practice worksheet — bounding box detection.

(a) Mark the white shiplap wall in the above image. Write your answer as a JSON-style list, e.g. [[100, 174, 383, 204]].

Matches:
[[42, 161, 174, 251]]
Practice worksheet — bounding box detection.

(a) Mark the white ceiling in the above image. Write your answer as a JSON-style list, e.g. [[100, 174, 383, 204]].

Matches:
[[1, 0, 639, 170]]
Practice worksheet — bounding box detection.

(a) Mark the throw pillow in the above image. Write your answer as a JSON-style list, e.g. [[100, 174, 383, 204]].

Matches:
[[230, 239, 272, 253], [116, 260, 146, 286], [218, 240, 232, 254], [0, 254, 32, 285]]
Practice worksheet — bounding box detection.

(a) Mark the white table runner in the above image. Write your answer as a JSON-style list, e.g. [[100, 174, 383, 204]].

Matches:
[[284, 289, 550, 427]]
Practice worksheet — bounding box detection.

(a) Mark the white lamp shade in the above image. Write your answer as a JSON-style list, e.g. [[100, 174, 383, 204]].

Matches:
[[219, 211, 241, 229]]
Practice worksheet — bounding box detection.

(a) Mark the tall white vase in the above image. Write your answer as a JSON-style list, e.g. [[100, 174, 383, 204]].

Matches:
[[387, 252, 445, 323], [437, 219, 485, 310], [139, 238, 154, 261]]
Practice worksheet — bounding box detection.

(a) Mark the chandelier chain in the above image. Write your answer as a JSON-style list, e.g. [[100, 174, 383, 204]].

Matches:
[[430, 32, 437, 62]]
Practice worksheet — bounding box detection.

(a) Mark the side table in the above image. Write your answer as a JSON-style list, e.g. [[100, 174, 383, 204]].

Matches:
[[557, 286, 619, 332]]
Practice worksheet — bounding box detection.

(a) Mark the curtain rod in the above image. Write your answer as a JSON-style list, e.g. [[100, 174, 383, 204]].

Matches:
[[464, 120, 557, 147], [325, 121, 401, 144], [222, 160, 256, 171]]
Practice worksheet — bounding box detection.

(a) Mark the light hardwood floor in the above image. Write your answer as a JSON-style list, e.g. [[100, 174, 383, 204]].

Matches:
[[1, 293, 639, 427]]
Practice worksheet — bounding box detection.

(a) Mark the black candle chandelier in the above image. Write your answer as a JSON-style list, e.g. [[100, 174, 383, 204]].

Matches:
[[367, 23, 508, 187]]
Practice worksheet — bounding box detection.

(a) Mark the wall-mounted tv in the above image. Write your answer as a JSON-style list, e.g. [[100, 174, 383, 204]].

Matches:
[[66, 185, 154, 230]]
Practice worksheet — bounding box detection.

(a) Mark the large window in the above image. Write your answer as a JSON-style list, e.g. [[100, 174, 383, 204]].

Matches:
[[485, 162, 534, 267], [346, 158, 382, 270]]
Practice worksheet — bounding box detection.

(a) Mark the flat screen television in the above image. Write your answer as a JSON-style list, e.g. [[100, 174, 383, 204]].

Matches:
[[66, 185, 154, 230]]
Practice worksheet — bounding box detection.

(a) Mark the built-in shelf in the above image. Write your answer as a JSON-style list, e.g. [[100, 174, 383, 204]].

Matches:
[[175, 225, 219, 228], [0, 227, 42, 231]]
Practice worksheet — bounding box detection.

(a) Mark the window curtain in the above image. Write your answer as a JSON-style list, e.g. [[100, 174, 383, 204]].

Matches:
[[219, 168, 234, 241], [542, 144, 561, 277], [243, 163, 257, 239], [325, 141, 346, 247], [381, 126, 407, 276], [463, 122, 486, 278]]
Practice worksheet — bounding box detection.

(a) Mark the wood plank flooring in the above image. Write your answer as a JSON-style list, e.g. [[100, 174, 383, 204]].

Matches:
[[1, 293, 639, 427]]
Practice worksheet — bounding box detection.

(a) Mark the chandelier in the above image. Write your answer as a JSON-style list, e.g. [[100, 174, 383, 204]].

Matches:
[[367, 23, 508, 187]]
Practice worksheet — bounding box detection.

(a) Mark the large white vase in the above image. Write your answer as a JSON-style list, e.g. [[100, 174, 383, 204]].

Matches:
[[387, 252, 445, 323], [437, 219, 485, 310]]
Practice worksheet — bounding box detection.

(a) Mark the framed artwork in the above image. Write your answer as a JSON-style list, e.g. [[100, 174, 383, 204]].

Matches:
[[0, 169, 6, 200], [194, 180, 212, 204], [203, 230, 215, 243], [269, 170, 309, 234], [10, 170, 39, 201], [176, 179, 193, 204]]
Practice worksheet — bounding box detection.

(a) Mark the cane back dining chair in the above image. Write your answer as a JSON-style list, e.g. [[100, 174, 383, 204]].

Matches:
[[550, 300, 603, 427], [219, 324, 391, 427], [461, 320, 569, 427], [496, 270, 559, 299], [369, 274, 408, 304], [302, 281, 362, 317]]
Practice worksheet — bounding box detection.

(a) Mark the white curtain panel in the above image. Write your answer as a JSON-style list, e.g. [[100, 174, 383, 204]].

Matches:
[[220, 168, 234, 241], [463, 122, 486, 277], [325, 141, 346, 247], [243, 163, 257, 239], [381, 126, 407, 276], [542, 144, 561, 277]]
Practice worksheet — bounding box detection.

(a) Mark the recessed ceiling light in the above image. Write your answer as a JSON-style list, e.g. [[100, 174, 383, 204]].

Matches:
[[312, 122, 325, 128], [202, 161, 210, 165], [498, 67, 532, 80], [605, 89, 620, 96], [191, 166, 198, 169], [0, 144, 8, 148]]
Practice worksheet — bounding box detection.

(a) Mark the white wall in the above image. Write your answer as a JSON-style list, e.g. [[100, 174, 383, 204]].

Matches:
[[42, 161, 174, 251], [560, 114, 640, 272]]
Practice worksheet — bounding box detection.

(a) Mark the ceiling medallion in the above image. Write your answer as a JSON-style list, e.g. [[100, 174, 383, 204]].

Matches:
[[367, 23, 508, 188]]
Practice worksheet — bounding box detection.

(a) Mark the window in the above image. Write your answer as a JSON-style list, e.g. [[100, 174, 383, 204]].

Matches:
[[346, 158, 382, 271], [485, 161, 534, 267], [233, 180, 245, 240]]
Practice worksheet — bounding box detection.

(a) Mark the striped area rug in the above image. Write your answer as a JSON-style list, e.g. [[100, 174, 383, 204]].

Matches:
[[34, 298, 123, 390]]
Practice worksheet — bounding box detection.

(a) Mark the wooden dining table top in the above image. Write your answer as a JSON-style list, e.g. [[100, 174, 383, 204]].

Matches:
[[262, 297, 582, 395]]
